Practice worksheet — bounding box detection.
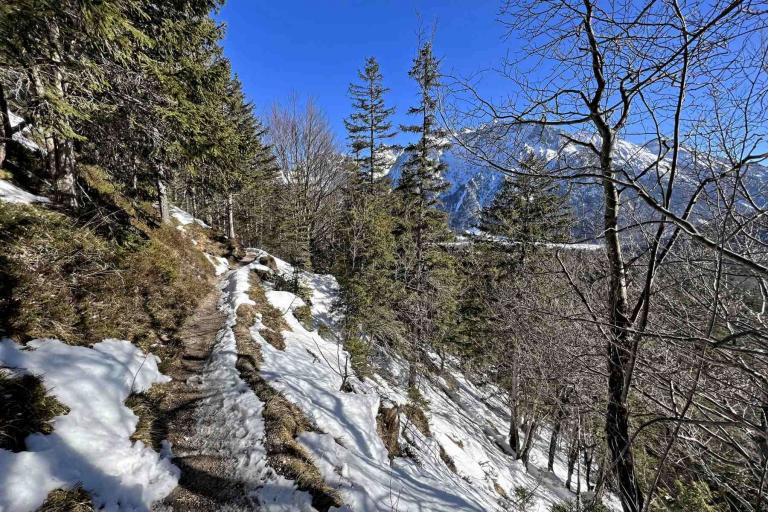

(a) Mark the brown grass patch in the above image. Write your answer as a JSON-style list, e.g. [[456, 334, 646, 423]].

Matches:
[[376, 404, 401, 459], [258, 254, 278, 271], [0, 372, 69, 452], [246, 276, 289, 350], [124, 386, 166, 450], [293, 304, 314, 331], [439, 443, 457, 473], [38, 487, 94, 512], [494, 481, 508, 499], [404, 403, 431, 438], [233, 311, 342, 511], [0, 203, 213, 352]]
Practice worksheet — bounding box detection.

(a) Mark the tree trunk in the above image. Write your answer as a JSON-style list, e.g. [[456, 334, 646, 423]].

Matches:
[[591, 449, 608, 507], [548, 386, 571, 472], [584, 446, 594, 490], [55, 136, 77, 206], [226, 192, 236, 239], [509, 352, 521, 455], [520, 419, 538, 470], [597, 115, 644, 512], [0, 81, 11, 169], [548, 419, 563, 473], [566, 436, 579, 490], [157, 167, 170, 224]]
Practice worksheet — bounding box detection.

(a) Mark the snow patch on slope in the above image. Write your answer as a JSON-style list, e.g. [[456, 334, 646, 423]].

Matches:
[[0, 338, 177, 512], [249, 251, 617, 512], [170, 205, 208, 228], [0, 180, 49, 204], [205, 253, 229, 276]]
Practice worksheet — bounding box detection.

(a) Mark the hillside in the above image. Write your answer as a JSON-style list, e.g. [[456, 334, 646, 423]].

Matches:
[[0, 184, 613, 511]]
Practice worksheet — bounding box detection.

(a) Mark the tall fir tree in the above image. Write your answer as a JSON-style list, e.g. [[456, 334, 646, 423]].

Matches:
[[343, 57, 396, 189], [394, 41, 459, 386]]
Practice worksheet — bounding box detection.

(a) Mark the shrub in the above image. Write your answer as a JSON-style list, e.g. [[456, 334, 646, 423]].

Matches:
[[343, 335, 372, 379], [513, 485, 536, 510], [550, 499, 609, 512]]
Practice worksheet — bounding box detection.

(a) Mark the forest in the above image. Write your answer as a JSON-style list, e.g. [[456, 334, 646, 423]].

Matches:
[[1, 1, 767, 512]]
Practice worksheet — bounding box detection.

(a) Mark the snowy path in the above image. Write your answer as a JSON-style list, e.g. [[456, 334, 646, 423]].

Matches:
[[156, 257, 315, 511]]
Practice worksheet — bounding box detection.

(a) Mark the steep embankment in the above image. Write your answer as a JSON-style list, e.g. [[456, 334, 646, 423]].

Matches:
[[239, 251, 622, 512], [0, 181, 617, 511]]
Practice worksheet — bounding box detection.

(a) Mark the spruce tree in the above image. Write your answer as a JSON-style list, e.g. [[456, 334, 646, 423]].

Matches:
[[394, 41, 459, 386], [480, 153, 571, 266], [343, 57, 396, 188], [338, 58, 403, 368]]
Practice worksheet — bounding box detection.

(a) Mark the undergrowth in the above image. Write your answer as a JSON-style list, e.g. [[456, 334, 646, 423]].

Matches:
[[0, 200, 213, 353]]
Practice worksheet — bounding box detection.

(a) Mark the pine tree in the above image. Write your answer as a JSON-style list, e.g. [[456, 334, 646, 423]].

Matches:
[[343, 57, 396, 189], [394, 41, 459, 385], [480, 152, 571, 266]]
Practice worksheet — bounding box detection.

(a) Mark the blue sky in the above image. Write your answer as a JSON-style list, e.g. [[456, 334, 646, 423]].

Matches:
[[215, 0, 511, 147]]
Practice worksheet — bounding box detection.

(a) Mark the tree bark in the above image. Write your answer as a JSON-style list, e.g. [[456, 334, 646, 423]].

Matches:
[[0, 81, 11, 169], [520, 418, 538, 470], [548, 386, 571, 472], [157, 167, 170, 224], [226, 192, 236, 239], [509, 356, 521, 455], [566, 434, 579, 490]]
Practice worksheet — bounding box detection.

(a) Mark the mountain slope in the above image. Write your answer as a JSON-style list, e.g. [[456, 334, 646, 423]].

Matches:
[[385, 125, 768, 235]]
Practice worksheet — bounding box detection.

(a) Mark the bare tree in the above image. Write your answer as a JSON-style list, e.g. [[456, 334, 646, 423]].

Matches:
[[268, 96, 346, 268], [446, 1, 768, 510]]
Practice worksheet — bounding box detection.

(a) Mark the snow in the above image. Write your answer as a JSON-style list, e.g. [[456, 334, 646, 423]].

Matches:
[[0, 338, 177, 512], [205, 253, 229, 276], [183, 266, 315, 510], [247, 251, 619, 512], [0, 180, 49, 204], [170, 205, 208, 228]]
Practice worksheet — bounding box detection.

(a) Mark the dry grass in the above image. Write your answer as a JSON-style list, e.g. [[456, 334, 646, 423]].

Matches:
[[38, 487, 94, 512], [257, 254, 278, 271], [0, 202, 213, 352], [293, 304, 314, 331], [404, 403, 432, 438], [376, 404, 401, 459], [247, 275, 290, 350], [124, 386, 166, 450], [233, 308, 343, 511], [0, 372, 69, 452], [494, 481, 508, 499], [439, 443, 457, 473]]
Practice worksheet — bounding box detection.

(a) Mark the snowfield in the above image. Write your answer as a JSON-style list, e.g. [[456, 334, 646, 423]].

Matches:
[[248, 250, 620, 512], [0, 338, 177, 512]]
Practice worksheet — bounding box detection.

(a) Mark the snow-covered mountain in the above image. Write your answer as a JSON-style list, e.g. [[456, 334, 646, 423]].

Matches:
[[386, 124, 768, 236]]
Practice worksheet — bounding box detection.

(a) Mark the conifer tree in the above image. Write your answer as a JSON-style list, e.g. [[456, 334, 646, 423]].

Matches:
[[343, 57, 396, 188], [0, 0, 151, 204], [336, 58, 403, 373], [480, 153, 571, 266], [394, 41, 459, 385]]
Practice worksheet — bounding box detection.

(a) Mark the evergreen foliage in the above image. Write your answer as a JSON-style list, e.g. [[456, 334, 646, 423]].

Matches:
[[344, 57, 396, 188]]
